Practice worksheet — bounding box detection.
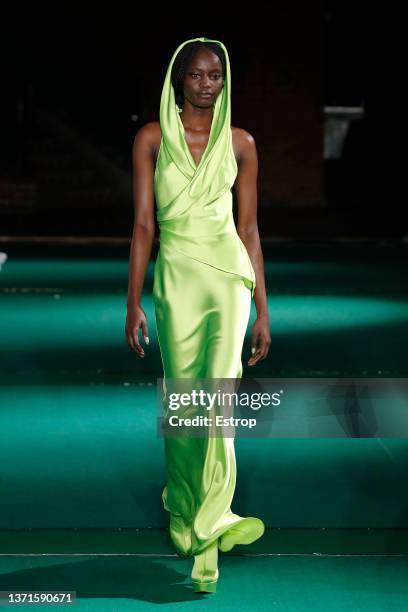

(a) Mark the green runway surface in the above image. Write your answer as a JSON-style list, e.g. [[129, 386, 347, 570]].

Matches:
[[1, 242, 408, 382], [1, 241, 408, 609], [0, 548, 408, 610]]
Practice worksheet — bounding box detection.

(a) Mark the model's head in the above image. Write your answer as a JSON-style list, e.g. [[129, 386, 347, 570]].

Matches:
[[171, 42, 226, 110]]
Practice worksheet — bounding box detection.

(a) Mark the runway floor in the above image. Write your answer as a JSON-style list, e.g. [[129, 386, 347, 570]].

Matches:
[[0, 239, 407, 609]]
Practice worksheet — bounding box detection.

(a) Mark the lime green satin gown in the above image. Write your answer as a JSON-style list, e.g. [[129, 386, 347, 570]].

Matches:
[[153, 36, 265, 592]]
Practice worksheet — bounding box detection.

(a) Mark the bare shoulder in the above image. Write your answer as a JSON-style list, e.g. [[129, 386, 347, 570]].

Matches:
[[133, 121, 162, 158], [231, 126, 257, 164]]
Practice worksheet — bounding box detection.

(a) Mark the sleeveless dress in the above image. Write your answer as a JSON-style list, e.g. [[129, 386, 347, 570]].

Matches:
[[152, 36, 265, 592]]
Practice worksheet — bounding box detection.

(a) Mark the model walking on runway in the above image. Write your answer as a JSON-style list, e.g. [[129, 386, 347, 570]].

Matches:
[[126, 36, 271, 594]]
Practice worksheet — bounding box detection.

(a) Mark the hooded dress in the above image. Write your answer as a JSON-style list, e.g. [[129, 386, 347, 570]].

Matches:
[[153, 36, 256, 297], [152, 36, 263, 559]]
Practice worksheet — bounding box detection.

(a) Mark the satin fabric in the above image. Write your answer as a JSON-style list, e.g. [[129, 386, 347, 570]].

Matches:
[[154, 250, 252, 554], [154, 36, 256, 297], [152, 36, 264, 586]]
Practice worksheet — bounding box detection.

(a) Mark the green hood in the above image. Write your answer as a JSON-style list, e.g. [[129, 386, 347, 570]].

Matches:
[[158, 36, 233, 177]]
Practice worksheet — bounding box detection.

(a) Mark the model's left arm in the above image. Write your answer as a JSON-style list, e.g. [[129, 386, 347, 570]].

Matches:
[[234, 129, 271, 366]]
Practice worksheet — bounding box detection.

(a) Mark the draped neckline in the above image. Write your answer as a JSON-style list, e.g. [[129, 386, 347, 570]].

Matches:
[[176, 106, 216, 172]]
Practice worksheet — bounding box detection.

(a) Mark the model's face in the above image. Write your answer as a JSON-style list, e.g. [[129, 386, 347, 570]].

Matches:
[[182, 49, 224, 109]]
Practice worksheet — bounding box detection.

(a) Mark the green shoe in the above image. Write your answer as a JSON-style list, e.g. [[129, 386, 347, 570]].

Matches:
[[191, 540, 218, 592], [218, 517, 265, 552], [192, 579, 218, 594]]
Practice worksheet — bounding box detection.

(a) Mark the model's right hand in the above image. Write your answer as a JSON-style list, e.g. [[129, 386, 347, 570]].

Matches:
[[125, 305, 149, 358]]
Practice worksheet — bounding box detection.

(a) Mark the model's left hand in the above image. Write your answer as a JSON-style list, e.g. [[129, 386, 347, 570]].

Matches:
[[248, 315, 271, 366]]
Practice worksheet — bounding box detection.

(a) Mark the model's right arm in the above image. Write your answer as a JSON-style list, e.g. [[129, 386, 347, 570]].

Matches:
[[125, 123, 157, 358]]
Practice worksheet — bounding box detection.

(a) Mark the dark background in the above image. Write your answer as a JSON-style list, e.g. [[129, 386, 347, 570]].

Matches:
[[1, 2, 406, 239]]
